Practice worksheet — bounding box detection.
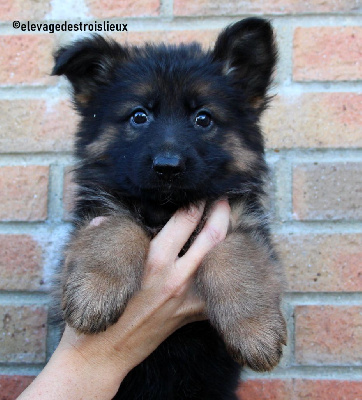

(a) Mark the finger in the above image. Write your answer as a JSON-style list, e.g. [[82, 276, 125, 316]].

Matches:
[[177, 199, 230, 278], [146, 202, 205, 269]]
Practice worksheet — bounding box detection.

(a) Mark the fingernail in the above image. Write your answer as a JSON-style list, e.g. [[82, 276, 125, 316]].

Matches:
[[190, 201, 205, 214]]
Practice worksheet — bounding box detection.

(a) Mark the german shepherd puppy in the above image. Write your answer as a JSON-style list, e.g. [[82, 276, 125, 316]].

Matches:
[[52, 18, 287, 399]]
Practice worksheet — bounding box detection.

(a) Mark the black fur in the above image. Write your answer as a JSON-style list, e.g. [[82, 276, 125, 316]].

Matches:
[[52, 18, 278, 399]]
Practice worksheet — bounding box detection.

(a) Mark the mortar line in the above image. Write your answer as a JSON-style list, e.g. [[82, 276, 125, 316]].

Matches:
[[285, 292, 362, 305], [0, 292, 50, 305], [273, 156, 293, 222], [242, 365, 362, 381]]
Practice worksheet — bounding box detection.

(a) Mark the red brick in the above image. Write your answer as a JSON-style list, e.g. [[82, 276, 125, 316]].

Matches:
[[295, 306, 362, 365], [0, 305, 47, 363], [0, 35, 55, 85], [293, 27, 362, 81], [275, 233, 362, 292], [237, 379, 292, 400], [63, 166, 76, 221], [85, 0, 160, 17], [293, 163, 362, 221], [294, 380, 362, 400], [0, 235, 44, 291], [263, 93, 362, 149], [174, 0, 359, 15], [0, 0, 50, 21], [0, 375, 35, 400], [111, 30, 219, 49], [0, 166, 49, 221], [237, 379, 362, 400], [0, 99, 77, 153]]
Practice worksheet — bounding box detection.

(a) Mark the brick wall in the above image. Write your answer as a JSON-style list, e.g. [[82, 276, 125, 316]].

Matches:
[[0, 1, 361, 398]]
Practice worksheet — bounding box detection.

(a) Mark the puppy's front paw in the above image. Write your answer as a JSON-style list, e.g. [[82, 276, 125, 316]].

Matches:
[[196, 230, 287, 372], [62, 270, 135, 333], [225, 310, 287, 372], [61, 215, 150, 333]]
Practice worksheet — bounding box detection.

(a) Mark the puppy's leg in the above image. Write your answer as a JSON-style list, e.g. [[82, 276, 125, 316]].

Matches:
[[196, 228, 287, 372], [62, 215, 150, 333]]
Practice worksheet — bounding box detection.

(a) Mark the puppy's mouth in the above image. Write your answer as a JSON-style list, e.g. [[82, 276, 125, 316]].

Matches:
[[139, 179, 208, 207], [138, 168, 200, 192], [140, 176, 200, 196]]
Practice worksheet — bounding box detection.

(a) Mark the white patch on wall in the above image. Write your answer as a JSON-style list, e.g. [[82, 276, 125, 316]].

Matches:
[[46, 0, 89, 20]]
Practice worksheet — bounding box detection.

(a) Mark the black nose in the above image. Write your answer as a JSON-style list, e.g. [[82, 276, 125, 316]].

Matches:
[[152, 155, 185, 178]]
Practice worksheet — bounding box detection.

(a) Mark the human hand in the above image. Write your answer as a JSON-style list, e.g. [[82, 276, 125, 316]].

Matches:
[[19, 200, 230, 399]]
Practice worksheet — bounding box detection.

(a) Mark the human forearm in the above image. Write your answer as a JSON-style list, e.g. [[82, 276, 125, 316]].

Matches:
[[18, 334, 129, 400]]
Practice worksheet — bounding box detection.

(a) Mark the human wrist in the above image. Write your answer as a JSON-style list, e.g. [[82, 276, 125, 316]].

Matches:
[[53, 344, 128, 398]]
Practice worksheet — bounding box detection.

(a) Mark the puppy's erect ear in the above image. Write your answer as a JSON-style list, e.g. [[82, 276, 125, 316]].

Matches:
[[52, 35, 128, 106], [213, 18, 277, 112]]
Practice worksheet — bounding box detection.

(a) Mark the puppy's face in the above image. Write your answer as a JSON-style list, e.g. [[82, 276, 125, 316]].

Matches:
[[53, 18, 276, 209], [79, 50, 259, 205]]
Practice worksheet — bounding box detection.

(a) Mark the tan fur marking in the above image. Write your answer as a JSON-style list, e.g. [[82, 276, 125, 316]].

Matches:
[[250, 96, 265, 109], [191, 81, 212, 97], [85, 125, 118, 158], [132, 82, 154, 98], [229, 199, 261, 231], [229, 197, 269, 232], [223, 132, 258, 173], [75, 92, 92, 105]]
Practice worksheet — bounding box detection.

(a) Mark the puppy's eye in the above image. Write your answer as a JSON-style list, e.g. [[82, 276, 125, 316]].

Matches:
[[195, 112, 212, 128], [131, 110, 148, 125]]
